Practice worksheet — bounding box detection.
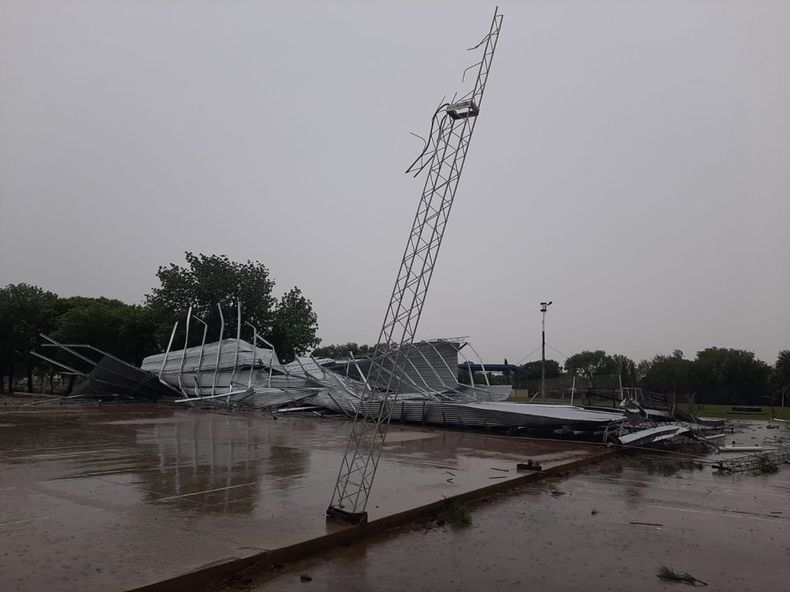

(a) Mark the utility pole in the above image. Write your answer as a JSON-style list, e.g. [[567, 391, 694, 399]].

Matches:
[[540, 301, 552, 399]]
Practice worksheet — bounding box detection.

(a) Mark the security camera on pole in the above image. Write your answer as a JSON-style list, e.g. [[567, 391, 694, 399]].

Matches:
[[540, 301, 553, 400]]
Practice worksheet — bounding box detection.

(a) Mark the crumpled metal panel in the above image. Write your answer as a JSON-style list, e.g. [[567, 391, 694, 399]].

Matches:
[[361, 400, 624, 430], [141, 339, 280, 375]]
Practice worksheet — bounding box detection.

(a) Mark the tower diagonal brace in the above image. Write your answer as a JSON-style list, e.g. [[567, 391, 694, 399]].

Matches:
[[327, 9, 503, 524]]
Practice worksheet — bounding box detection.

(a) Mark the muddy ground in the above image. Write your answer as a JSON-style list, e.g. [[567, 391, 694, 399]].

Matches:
[[239, 421, 790, 592], [0, 403, 605, 592]]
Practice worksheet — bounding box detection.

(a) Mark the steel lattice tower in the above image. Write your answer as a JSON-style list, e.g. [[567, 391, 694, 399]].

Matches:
[[327, 8, 503, 524]]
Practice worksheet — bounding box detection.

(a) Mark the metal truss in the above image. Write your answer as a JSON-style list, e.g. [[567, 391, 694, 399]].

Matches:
[[712, 448, 790, 473], [327, 8, 503, 523], [31, 334, 176, 400], [157, 300, 283, 404]]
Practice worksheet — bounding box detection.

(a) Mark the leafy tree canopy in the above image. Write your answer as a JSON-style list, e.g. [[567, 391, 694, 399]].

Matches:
[[640, 350, 693, 394], [147, 252, 276, 341], [270, 287, 321, 363], [609, 354, 636, 382], [0, 284, 59, 391], [54, 297, 160, 365], [522, 359, 562, 379], [564, 350, 615, 379], [691, 347, 770, 404], [773, 350, 790, 395], [312, 342, 374, 359], [146, 252, 318, 363]]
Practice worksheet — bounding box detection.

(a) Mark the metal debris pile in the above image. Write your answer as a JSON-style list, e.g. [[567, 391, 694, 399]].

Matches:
[[34, 325, 730, 445], [31, 306, 734, 447], [140, 335, 515, 417]]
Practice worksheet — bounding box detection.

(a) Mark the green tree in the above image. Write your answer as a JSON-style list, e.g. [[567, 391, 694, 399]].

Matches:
[[54, 297, 160, 365], [640, 350, 693, 394], [0, 284, 59, 392], [522, 359, 562, 379], [610, 354, 637, 384], [147, 252, 276, 342], [269, 287, 320, 363], [770, 350, 790, 402], [312, 342, 374, 359], [636, 359, 652, 383], [691, 347, 770, 405], [146, 252, 319, 363], [564, 350, 615, 384]]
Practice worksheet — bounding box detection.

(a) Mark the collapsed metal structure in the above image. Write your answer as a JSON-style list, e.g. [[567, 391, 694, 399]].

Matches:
[[134, 299, 510, 407], [34, 324, 730, 479], [33, 323, 729, 448], [327, 8, 504, 523], [32, 300, 515, 414], [31, 334, 173, 401]]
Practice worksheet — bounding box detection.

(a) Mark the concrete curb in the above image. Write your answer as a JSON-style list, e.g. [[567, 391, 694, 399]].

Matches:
[[128, 448, 617, 592]]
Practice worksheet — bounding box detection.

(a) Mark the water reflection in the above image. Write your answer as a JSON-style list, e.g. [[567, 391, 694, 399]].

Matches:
[[0, 406, 313, 515], [137, 415, 310, 513], [0, 404, 602, 520]]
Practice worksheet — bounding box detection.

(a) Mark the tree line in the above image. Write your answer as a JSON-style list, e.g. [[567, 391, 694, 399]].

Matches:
[[517, 348, 789, 405], [0, 253, 320, 393], [3, 257, 788, 405]]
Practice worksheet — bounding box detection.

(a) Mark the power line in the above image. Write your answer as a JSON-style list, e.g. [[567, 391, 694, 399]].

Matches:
[[516, 344, 542, 365]]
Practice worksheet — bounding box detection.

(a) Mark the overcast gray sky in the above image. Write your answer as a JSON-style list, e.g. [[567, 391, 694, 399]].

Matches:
[[1, 0, 788, 365]]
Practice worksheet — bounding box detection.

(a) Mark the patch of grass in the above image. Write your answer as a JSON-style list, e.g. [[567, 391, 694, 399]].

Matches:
[[435, 502, 472, 529], [657, 566, 707, 586], [752, 455, 779, 475], [544, 481, 565, 495], [678, 403, 790, 421]]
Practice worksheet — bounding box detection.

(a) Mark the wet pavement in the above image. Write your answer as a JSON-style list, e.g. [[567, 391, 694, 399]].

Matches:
[[0, 404, 603, 592], [240, 421, 790, 592]]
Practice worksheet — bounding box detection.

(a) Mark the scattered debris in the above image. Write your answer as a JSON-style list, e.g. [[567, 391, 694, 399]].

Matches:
[[657, 566, 707, 586], [713, 448, 790, 474], [717, 445, 764, 453], [517, 459, 543, 471], [701, 433, 726, 441], [617, 424, 690, 446], [752, 455, 779, 475]]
